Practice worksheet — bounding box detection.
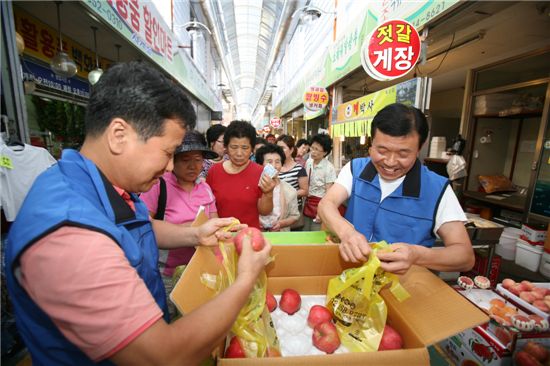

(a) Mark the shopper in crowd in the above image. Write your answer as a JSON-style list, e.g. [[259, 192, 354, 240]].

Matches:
[[265, 133, 276, 144], [295, 138, 310, 167], [5, 62, 270, 365], [250, 137, 267, 162], [277, 135, 308, 200], [303, 134, 336, 231], [200, 124, 227, 178], [255, 144, 300, 231], [207, 121, 276, 229], [140, 130, 219, 319], [318, 103, 474, 274]]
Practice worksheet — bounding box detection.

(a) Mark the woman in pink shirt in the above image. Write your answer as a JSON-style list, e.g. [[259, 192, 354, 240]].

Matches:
[[141, 130, 218, 318]]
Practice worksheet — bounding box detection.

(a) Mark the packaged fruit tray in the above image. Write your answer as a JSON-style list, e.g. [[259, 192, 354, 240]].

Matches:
[[496, 282, 550, 320]]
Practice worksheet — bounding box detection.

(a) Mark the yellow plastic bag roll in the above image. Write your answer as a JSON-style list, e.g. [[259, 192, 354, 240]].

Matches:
[[326, 240, 410, 353]]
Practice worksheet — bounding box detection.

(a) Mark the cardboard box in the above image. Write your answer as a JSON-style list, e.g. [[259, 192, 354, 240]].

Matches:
[[440, 326, 512, 366], [172, 245, 488, 365], [522, 224, 548, 244]]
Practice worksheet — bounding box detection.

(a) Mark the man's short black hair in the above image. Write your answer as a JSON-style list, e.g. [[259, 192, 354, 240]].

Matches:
[[371, 103, 429, 148], [224, 120, 256, 147], [85, 61, 195, 140], [311, 134, 332, 156], [255, 143, 286, 166]]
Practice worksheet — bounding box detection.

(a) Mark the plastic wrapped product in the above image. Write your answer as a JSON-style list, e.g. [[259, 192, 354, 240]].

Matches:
[[457, 276, 474, 290]]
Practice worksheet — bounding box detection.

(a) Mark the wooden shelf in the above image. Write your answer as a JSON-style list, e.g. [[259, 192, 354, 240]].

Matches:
[[424, 157, 450, 164], [463, 190, 526, 212]]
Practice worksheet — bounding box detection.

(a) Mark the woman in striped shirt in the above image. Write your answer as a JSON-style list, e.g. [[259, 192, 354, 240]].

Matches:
[[276, 135, 308, 200]]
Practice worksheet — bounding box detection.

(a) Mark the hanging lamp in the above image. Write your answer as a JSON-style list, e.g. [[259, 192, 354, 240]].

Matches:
[[50, 1, 77, 78], [88, 26, 103, 85]]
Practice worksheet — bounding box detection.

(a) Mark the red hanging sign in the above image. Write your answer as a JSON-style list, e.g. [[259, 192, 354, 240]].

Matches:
[[270, 117, 281, 128], [263, 125, 271, 133], [361, 19, 421, 81]]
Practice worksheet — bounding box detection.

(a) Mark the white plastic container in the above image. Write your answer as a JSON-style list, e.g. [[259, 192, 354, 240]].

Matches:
[[496, 227, 522, 260], [495, 243, 516, 260], [515, 239, 543, 272], [539, 251, 550, 278]]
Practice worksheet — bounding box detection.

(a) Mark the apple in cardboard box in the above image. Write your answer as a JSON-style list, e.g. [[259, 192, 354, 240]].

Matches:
[[279, 289, 301, 315], [378, 324, 404, 351], [266, 291, 277, 312], [225, 336, 245, 358], [307, 305, 333, 328], [312, 321, 340, 354]]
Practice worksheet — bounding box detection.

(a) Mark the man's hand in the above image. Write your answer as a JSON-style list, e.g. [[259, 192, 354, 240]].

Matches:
[[197, 217, 247, 246], [339, 229, 371, 263], [236, 235, 272, 283], [376, 243, 418, 275]]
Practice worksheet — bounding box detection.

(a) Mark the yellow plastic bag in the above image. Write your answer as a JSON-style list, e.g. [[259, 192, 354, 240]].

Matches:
[[326, 241, 410, 352], [200, 221, 280, 358]]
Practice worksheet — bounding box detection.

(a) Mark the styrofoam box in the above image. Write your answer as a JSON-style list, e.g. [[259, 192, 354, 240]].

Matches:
[[271, 295, 349, 356], [495, 243, 516, 260], [515, 239, 543, 272], [496, 282, 550, 320]]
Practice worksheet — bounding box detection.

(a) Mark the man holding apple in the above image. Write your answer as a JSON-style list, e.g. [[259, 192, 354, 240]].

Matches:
[[318, 103, 474, 274], [5, 62, 271, 365]]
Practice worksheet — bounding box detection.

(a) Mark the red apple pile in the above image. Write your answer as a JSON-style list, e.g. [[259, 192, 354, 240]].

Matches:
[[233, 227, 265, 255], [515, 341, 549, 366], [502, 279, 550, 313]]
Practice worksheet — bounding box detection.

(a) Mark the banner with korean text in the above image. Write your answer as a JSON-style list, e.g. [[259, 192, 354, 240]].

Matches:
[[331, 78, 423, 138], [82, 0, 220, 111]]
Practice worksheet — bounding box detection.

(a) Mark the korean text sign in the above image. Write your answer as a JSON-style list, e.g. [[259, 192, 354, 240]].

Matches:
[[303, 86, 329, 111], [361, 19, 421, 81]]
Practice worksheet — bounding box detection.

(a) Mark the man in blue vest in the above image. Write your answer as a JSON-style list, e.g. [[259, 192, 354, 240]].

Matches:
[[6, 61, 271, 365], [318, 103, 474, 274]]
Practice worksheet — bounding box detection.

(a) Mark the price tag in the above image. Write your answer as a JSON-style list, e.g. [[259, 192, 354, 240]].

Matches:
[[0, 155, 13, 169]]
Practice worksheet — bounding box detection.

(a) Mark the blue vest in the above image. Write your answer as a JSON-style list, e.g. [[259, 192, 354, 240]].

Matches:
[[5, 149, 168, 366], [344, 158, 448, 247]]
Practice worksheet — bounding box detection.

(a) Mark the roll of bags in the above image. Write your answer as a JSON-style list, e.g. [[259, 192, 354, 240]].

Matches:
[[495, 227, 523, 261]]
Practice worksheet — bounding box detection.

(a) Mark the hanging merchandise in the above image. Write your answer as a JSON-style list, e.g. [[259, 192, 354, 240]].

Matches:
[[0, 132, 57, 221]]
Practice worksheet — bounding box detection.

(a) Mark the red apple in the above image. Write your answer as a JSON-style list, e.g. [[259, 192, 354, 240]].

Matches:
[[279, 289, 301, 315], [266, 291, 277, 312], [307, 305, 333, 328], [233, 227, 265, 255], [378, 324, 404, 351], [312, 321, 340, 354], [225, 336, 245, 358]]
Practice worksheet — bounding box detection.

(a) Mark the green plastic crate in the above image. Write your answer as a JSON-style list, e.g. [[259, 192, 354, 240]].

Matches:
[[262, 231, 328, 245]]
